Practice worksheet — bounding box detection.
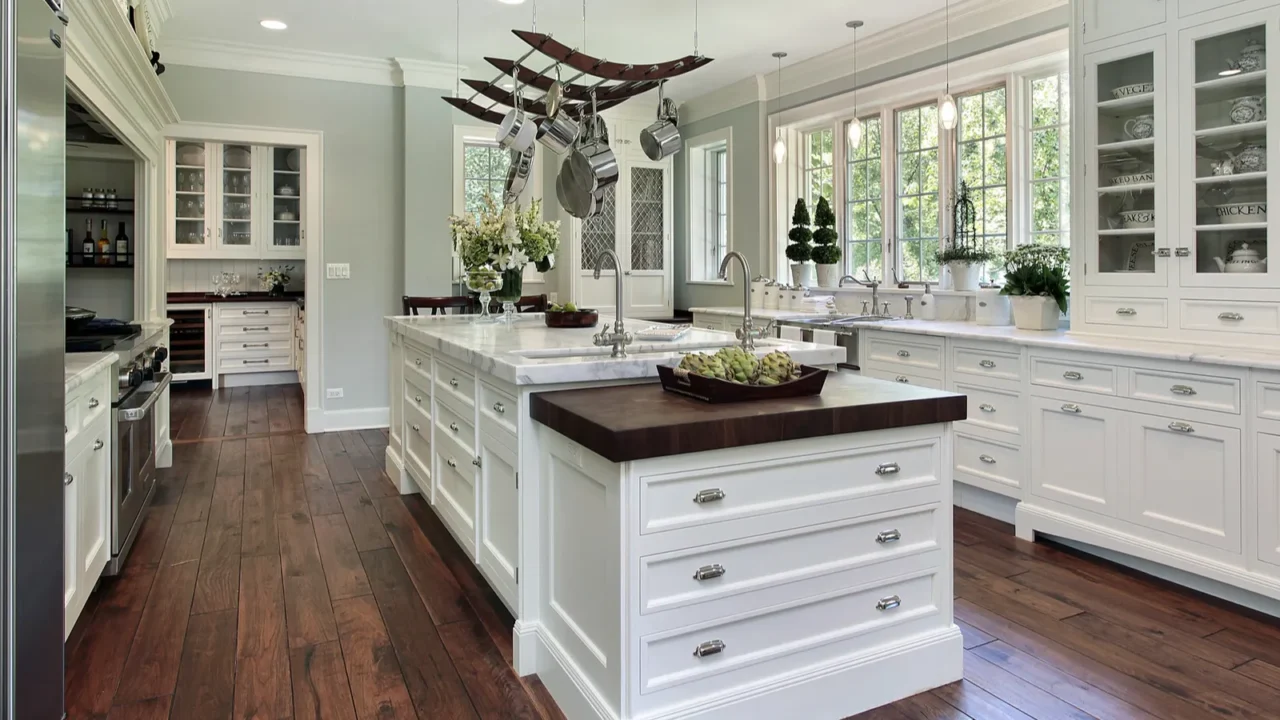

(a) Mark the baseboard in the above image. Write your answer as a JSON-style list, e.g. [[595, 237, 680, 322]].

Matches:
[[954, 482, 1017, 525], [220, 371, 299, 388], [306, 406, 390, 433], [156, 437, 173, 469]]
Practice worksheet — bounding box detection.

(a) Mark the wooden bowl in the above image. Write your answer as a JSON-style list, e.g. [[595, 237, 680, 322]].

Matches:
[[544, 310, 600, 328], [657, 364, 829, 403]]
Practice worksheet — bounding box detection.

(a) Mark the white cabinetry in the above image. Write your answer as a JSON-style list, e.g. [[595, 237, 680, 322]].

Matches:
[[213, 303, 296, 374], [64, 365, 112, 637], [1081, 0, 1167, 45], [1257, 432, 1280, 566], [1029, 396, 1124, 515]]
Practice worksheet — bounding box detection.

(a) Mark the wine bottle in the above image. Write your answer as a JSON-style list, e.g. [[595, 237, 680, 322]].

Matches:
[[115, 222, 129, 258], [98, 220, 111, 266], [82, 219, 94, 264]]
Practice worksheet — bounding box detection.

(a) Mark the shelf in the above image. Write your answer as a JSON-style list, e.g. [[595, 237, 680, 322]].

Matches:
[[222, 192, 251, 198], [1195, 172, 1268, 185], [1096, 93, 1155, 111], [66, 196, 134, 202], [174, 164, 205, 170], [175, 191, 206, 196], [1195, 70, 1266, 91], [224, 167, 251, 173], [1195, 121, 1267, 140], [273, 195, 300, 200], [1195, 222, 1268, 231], [175, 216, 205, 221], [66, 207, 136, 215], [274, 169, 300, 175], [66, 252, 134, 269], [1097, 138, 1156, 152], [273, 219, 300, 224], [1098, 183, 1156, 194], [1098, 228, 1157, 236]]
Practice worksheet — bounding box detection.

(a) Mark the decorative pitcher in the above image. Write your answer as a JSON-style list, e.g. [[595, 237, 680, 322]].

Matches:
[[1213, 242, 1268, 273]]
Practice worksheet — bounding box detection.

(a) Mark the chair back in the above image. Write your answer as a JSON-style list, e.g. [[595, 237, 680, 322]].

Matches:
[[402, 295, 473, 316]]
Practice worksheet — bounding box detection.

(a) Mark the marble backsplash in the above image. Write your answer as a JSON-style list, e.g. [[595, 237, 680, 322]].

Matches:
[[167, 259, 306, 294]]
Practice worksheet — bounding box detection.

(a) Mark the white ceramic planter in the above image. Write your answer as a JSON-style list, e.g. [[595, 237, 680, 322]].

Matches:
[[816, 264, 840, 288], [948, 261, 983, 292], [1011, 295, 1061, 331], [790, 263, 816, 288]]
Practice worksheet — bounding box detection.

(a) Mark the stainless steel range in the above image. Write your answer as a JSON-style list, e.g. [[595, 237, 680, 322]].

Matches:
[[67, 322, 169, 575]]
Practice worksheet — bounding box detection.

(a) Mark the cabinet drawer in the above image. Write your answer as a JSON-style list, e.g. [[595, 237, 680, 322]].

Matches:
[[861, 367, 945, 390], [217, 304, 293, 321], [65, 399, 80, 447], [639, 571, 940, 696], [866, 335, 943, 374], [639, 438, 939, 535], [1181, 300, 1280, 335], [639, 507, 941, 615], [217, 335, 292, 354], [952, 346, 1022, 383], [435, 397, 475, 457], [1084, 297, 1169, 329], [435, 358, 476, 411], [953, 381, 1024, 437], [219, 353, 293, 373], [1256, 379, 1280, 422], [404, 399, 431, 444], [479, 381, 517, 435], [405, 373, 431, 410], [1129, 368, 1240, 415], [404, 342, 432, 383], [218, 319, 292, 338], [1030, 355, 1119, 396], [434, 432, 477, 551], [954, 434, 1022, 496], [80, 378, 110, 431]]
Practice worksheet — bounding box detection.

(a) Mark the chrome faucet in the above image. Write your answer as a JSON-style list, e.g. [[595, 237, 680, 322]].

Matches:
[[592, 250, 633, 358], [719, 251, 774, 351], [840, 270, 886, 318]]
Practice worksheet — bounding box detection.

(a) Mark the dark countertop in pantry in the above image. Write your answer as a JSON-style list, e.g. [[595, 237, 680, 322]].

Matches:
[[529, 371, 967, 463], [167, 291, 304, 305]]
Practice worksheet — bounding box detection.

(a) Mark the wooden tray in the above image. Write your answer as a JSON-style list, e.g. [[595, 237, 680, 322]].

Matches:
[[544, 310, 599, 328], [657, 364, 828, 404]]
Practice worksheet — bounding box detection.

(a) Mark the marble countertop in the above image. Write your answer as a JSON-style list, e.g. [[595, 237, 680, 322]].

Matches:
[[66, 352, 118, 392], [386, 315, 846, 386], [690, 306, 816, 320]]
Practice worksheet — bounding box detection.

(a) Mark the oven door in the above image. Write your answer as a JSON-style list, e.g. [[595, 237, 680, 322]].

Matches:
[[108, 373, 170, 574]]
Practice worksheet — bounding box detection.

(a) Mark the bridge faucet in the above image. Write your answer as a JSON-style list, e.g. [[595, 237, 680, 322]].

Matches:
[[591, 250, 633, 358], [718, 251, 774, 351], [840, 270, 884, 317]]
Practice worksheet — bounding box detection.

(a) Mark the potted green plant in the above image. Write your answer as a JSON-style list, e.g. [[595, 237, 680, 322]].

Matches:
[[935, 182, 995, 291], [1000, 244, 1070, 330], [811, 196, 842, 288], [786, 198, 814, 287], [258, 265, 295, 296]]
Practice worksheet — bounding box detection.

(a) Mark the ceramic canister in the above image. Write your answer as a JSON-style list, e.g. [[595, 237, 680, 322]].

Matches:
[[750, 276, 767, 309], [763, 281, 779, 310]]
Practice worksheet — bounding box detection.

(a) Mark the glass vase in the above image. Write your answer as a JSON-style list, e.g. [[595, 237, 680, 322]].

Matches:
[[464, 267, 502, 325], [494, 266, 524, 326]]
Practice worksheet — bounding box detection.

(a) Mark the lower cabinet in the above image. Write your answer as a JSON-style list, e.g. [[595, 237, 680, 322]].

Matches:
[[1029, 396, 1124, 517], [1259, 433, 1280, 567], [478, 428, 519, 608], [64, 368, 112, 638]]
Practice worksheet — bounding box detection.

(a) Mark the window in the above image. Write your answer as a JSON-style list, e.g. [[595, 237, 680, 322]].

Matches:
[[1029, 72, 1070, 246], [804, 128, 835, 209], [686, 129, 732, 282], [462, 141, 510, 215], [957, 86, 1008, 281], [896, 103, 941, 282], [845, 116, 883, 280]]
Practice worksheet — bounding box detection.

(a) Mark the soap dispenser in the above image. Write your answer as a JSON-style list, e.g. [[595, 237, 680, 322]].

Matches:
[[919, 283, 937, 321]]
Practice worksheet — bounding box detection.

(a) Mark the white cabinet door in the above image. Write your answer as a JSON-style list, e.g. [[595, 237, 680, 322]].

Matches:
[[216, 143, 257, 254], [1082, 0, 1166, 45], [1029, 396, 1124, 516], [1258, 433, 1280, 567], [625, 161, 673, 317], [1126, 413, 1241, 552], [478, 430, 519, 611], [63, 449, 83, 637], [263, 145, 306, 259], [169, 140, 215, 257], [578, 184, 623, 313], [79, 425, 112, 588]]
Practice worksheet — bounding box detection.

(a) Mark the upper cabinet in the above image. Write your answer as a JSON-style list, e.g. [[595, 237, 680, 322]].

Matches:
[[1081, 0, 1167, 45], [166, 139, 308, 260]]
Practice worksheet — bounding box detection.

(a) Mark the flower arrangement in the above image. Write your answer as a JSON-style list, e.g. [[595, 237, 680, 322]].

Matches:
[[448, 194, 560, 274], [1001, 244, 1070, 313], [516, 199, 560, 273], [258, 265, 295, 295]]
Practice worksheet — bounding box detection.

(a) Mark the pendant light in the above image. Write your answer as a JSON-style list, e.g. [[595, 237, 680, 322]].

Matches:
[[939, 0, 958, 130], [773, 51, 788, 164], [846, 21, 864, 150]]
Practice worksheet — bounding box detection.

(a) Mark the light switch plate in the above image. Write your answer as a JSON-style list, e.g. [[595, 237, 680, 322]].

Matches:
[[326, 263, 350, 280], [326, 388, 343, 399]]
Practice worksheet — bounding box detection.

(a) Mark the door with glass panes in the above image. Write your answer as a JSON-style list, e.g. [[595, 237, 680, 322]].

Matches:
[[171, 140, 212, 254], [625, 161, 672, 316], [264, 145, 306, 258]]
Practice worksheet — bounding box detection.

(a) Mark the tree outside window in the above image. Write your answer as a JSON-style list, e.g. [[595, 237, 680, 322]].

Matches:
[[804, 129, 835, 211], [1030, 72, 1070, 247], [463, 142, 510, 215], [957, 86, 1008, 281], [896, 104, 941, 282], [846, 117, 883, 280]]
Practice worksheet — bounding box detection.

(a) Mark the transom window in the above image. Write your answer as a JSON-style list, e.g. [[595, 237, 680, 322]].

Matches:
[[957, 85, 1008, 280], [1029, 72, 1071, 246], [896, 103, 941, 282], [846, 117, 883, 281]]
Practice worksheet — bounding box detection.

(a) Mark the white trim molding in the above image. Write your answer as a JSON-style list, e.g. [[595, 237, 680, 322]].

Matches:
[[310, 407, 391, 434], [159, 37, 465, 89], [685, 127, 734, 285]]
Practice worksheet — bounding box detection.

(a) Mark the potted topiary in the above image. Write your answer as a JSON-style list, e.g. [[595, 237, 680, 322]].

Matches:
[[811, 196, 842, 288], [935, 182, 995, 291], [786, 198, 814, 287], [1000, 244, 1070, 330]]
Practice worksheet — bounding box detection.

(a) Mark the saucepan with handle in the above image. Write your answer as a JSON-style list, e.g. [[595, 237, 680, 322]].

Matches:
[[640, 80, 682, 161]]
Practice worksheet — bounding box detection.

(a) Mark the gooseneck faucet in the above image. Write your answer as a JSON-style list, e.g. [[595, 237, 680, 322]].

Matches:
[[718, 251, 774, 351], [592, 249, 633, 358], [840, 270, 884, 318]]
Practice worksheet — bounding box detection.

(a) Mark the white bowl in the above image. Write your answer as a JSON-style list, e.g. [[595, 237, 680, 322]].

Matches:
[[1111, 82, 1154, 100], [1119, 210, 1156, 229], [1216, 202, 1268, 224], [1112, 172, 1155, 186]]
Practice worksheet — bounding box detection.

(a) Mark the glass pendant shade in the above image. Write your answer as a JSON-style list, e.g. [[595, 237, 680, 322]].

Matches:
[[940, 93, 958, 130], [773, 134, 787, 164], [848, 117, 863, 150]]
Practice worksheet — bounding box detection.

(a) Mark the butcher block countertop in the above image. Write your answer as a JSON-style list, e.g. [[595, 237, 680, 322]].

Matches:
[[530, 371, 967, 462], [167, 291, 304, 304]]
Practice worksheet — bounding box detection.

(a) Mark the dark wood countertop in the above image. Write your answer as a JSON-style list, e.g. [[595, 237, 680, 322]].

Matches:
[[167, 291, 304, 304], [530, 372, 967, 463]]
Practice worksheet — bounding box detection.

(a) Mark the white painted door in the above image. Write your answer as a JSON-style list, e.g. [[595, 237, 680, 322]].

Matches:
[[1128, 413, 1241, 551], [1081, 0, 1166, 45], [578, 184, 622, 314], [1258, 433, 1280, 567], [215, 143, 257, 255], [478, 430, 519, 611], [79, 427, 112, 587], [169, 140, 214, 257], [625, 161, 673, 318], [63, 448, 84, 637], [1029, 396, 1123, 516], [263, 145, 307, 259]]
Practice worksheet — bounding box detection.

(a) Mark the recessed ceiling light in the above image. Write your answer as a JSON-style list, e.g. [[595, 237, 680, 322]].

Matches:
[[497, 0, 527, 4], [260, 19, 288, 30]]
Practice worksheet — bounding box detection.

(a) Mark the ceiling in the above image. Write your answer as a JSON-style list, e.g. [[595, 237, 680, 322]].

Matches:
[[161, 0, 948, 99]]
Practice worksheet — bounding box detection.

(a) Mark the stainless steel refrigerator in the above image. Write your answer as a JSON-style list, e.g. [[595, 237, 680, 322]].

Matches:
[[2, 0, 68, 717]]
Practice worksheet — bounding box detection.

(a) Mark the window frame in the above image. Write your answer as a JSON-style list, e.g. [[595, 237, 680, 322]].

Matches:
[[895, 100, 945, 283], [685, 127, 734, 286], [1025, 70, 1071, 248], [954, 82, 1011, 268], [845, 115, 885, 281]]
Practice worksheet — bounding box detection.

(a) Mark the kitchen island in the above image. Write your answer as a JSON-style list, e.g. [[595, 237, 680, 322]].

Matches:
[[383, 314, 845, 674], [528, 373, 967, 719]]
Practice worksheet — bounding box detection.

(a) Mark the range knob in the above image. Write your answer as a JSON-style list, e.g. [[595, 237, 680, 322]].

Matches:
[[118, 362, 143, 388], [150, 346, 168, 372]]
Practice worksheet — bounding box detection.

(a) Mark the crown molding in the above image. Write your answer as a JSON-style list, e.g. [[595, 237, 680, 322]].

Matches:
[[681, 74, 766, 126], [160, 37, 464, 89], [146, 0, 173, 26]]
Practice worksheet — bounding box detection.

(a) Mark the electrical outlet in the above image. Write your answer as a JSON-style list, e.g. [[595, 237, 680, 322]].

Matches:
[[326, 388, 344, 399], [548, 292, 559, 304], [326, 263, 351, 280]]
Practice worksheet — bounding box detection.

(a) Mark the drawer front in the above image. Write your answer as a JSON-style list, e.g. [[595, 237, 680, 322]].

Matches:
[[434, 432, 477, 543], [952, 346, 1022, 383], [219, 353, 293, 373], [404, 398, 431, 444], [217, 304, 294, 321], [404, 341, 433, 383], [218, 318, 292, 338], [639, 572, 939, 695], [435, 397, 476, 457], [1130, 368, 1240, 415], [640, 438, 939, 535], [1084, 297, 1169, 329], [405, 374, 431, 414], [866, 335, 943, 374], [1181, 300, 1280, 335], [435, 359, 476, 411], [861, 367, 945, 390], [1030, 356, 1119, 396], [954, 434, 1022, 495], [79, 372, 111, 431], [953, 382, 1024, 437], [640, 507, 940, 615], [1257, 379, 1280, 422], [65, 399, 81, 447], [217, 335, 292, 354], [479, 381, 517, 435]]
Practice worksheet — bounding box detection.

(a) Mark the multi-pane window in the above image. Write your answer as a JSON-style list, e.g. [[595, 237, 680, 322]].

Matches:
[[1030, 72, 1070, 246], [709, 148, 728, 272], [462, 142, 510, 214], [846, 117, 883, 280], [804, 128, 835, 209], [957, 87, 1008, 280], [896, 103, 941, 282]]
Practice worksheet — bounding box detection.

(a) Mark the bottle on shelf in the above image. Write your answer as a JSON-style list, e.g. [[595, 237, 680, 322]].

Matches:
[[97, 220, 111, 266], [81, 219, 94, 264], [114, 222, 129, 259]]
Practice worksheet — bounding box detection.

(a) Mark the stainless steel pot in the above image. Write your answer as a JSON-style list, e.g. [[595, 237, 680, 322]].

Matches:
[[538, 112, 579, 154], [496, 78, 536, 152], [503, 144, 536, 206], [566, 115, 619, 195], [641, 82, 682, 161]]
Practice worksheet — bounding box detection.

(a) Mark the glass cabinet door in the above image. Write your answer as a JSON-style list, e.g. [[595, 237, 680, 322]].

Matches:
[[1181, 16, 1275, 288], [1086, 41, 1166, 287], [629, 165, 666, 274], [173, 141, 210, 249], [219, 143, 254, 249], [268, 146, 304, 254], [580, 185, 618, 272]]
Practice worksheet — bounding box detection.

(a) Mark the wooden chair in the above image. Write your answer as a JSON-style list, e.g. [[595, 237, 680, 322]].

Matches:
[[480, 294, 549, 314], [402, 295, 473, 316]]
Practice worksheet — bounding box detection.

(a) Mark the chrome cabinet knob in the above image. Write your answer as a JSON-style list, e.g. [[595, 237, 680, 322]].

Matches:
[[449, 422, 459, 432], [875, 462, 901, 476], [1168, 421, 1195, 433], [415, 358, 423, 366], [897, 349, 911, 358], [979, 360, 996, 368], [693, 488, 725, 504], [447, 457, 457, 469], [1170, 385, 1197, 396], [415, 395, 423, 403], [93, 439, 104, 451], [876, 595, 902, 611], [493, 402, 505, 414], [472, 457, 482, 467], [895, 375, 909, 383], [693, 640, 726, 658], [411, 423, 421, 432], [876, 529, 901, 544], [64, 473, 73, 486], [1062, 371, 1083, 381], [449, 378, 459, 388], [693, 564, 726, 581], [1061, 403, 1082, 414], [979, 403, 996, 413], [88, 397, 100, 409]]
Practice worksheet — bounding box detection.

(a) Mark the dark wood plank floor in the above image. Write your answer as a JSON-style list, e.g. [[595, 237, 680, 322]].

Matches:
[[67, 385, 1280, 719]]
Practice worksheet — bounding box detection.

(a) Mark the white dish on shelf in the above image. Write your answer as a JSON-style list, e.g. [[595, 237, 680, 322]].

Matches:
[[223, 146, 251, 170], [1216, 202, 1268, 224], [176, 145, 205, 166], [277, 211, 296, 221], [1111, 82, 1154, 100], [286, 149, 300, 172], [1119, 210, 1156, 229], [278, 185, 296, 196], [1112, 172, 1155, 186]]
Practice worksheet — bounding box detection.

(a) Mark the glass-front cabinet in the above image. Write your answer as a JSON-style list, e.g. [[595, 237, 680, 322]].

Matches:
[[1084, 38, 1168, 287], [1180, 13, 1277, 288], [219, 143, 254, 250], [172, 141, 211, 252], [267, 145, 306, 257]]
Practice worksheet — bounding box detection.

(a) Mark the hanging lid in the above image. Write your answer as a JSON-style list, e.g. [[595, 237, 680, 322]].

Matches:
[[752, 275, 769, 282]]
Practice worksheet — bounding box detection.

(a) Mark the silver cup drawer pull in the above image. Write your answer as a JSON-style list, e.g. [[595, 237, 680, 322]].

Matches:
[[978, 360, 996, 369], [447, 457, 458, 469], [1115, 307, 1137, 316], [896, 349, 911, 358], [1168, 421, 1195, 433], [87, 397, 100, 409], [1063, 371, 1084, 381], [875, 529, 901, 544], [895, 375, 910, 383], [64, 472, 73, 486], [1170, 384, 1197, 396], [876, 595, 902, 611], [693, 488, 726, 504], [1061, 403, 1082, 414], [693, 639, 726, 658], [979, 454, 997, 464], [979, 403, 996, 413], [448, 378, 459, 388], [93, 439, 104, 451], [875, 462, 901, 476], [1219, 312, 1245, 321], [693, 564, 726, 581]]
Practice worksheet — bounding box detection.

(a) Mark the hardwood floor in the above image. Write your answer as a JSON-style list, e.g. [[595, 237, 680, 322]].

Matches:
[[66, 385, 1280, 719]]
